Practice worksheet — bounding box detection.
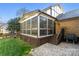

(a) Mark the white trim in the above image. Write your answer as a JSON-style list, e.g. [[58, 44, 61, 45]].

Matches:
[[31, 28, 38, 30], [30, 19, 32, 35], [38, 34, 53, 38], [20, 13, 39, 23], [21, 33, 37, 38], [38, 16, 40, 38], [39, 14, 55, 21], [21, 33, 53, 38], [20, 14, 55, 38], [47, 18, 48, 35]]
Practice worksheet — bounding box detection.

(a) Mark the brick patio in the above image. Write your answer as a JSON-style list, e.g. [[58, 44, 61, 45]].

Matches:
[[31, 42, 79, 56]]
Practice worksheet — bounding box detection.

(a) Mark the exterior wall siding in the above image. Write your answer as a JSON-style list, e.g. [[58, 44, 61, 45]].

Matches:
[[44, 5, 63, 17], [55, 21, 61, 34], [58, 18, 79, 37]]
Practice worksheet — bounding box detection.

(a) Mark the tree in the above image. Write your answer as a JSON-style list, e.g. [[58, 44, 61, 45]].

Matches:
[[7, 17, 20, 35], [0, 17, 3, 29], [16, 8, 30, 17]]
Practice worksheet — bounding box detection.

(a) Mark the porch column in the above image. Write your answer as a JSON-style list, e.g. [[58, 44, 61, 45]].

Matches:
[[38, 16, 40, 38]]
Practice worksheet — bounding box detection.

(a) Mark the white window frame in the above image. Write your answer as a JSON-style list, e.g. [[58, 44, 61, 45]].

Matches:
[[38, 15, 40, 38], [21, 16, 38, 38], [21, 15, 54, 38], [38, 15, 54, 38]]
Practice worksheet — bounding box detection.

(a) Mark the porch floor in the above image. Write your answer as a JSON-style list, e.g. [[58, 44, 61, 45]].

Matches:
[[31, 42, 79, 56]]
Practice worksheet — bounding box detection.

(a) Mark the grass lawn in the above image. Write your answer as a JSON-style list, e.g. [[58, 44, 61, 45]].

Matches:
[[0, 37, 32, 56]]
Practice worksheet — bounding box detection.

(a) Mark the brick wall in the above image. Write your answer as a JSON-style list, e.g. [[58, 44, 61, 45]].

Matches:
[[20, 35, 52, 47]]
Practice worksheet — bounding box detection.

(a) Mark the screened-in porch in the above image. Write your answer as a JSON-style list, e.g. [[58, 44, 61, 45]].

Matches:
[[20, 15, 55, 38]]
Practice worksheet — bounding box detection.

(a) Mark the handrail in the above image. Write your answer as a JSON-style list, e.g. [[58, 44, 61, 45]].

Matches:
[[56, 28, 64, 44]]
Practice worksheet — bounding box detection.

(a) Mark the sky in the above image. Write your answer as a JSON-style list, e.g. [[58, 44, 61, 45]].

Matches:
[[0, 3, 79, 23]]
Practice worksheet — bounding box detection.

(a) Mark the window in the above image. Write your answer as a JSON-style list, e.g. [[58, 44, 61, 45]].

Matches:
[[27, 30, 30, 34], [31, 30, 38, 36], [40, 16, 47, 36], [40, 30, 47, 36], [40, 16, 54, 36], [23, 31, 26, 34], [31, 17, 38, 35], [40, 16, 47, 28], [26, 19, 31, 34], [21, 22, 27, 34], [20, 15, 54, 37], [20, 22, 25, 30], [32, 17, 38, 28], [21, 16, 38, 36], [25, 21, 27, 29], [48, 19, 54, 35], [27, 19, 30, 30]]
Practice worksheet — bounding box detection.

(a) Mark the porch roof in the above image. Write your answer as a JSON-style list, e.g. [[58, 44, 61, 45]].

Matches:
[[19, 10, 57, 23], [57, 16, 79, 22]]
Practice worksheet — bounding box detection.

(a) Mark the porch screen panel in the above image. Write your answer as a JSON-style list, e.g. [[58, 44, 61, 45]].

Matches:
[[27, 19, 31, 34], [22, 16, 38, 36], [40, 16, 47, 36], [40, 16, 54, 36], [31, 17, 38, 36], [21, 22, 26, 34], [48, 19, 54, 35]]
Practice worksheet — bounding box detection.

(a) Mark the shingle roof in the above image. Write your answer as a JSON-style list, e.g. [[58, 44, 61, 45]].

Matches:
[[22, 9, 56, 19], [57, 9, 79, 20], [19, 10, 57, 23]]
